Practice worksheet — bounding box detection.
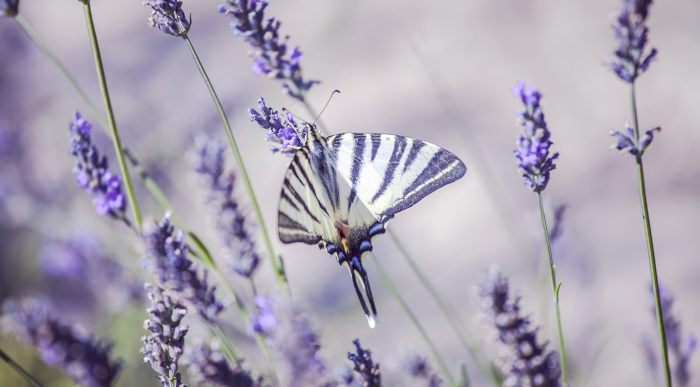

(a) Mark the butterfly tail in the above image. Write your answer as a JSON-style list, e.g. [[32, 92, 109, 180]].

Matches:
[[349, 255, 378, 328]]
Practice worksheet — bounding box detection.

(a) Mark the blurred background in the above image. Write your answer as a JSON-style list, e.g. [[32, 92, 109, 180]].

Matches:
[[1, 0, 699, 385]]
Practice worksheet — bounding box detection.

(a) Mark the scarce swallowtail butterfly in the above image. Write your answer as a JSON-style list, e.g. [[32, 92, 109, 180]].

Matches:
[[277, 123, 466, 328]]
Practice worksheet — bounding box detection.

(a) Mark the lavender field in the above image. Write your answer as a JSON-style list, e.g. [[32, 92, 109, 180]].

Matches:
[[0, 0, 699, 386]]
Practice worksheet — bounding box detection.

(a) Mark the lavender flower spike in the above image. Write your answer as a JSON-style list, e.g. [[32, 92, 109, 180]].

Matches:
[[144, 214, 224, 321], [347, 339, 381, 387], [513, 82, 559, 193], [610, 0, 657, 83], [249, 97, 305, 155], [479, 268, 562, 387], [610, 121, 661, 157], [219, 0, 319, 100], [69, 112, 127, 221], [191, 136, 261, 278], [653, 284, 697, 386], [143, 0, 190, 37], [187, 343, 257, 387], [141, 284, 189, 387], [403, 354, 443, 387], [0, 0, 19, 17], [1, 298, 122, 387]]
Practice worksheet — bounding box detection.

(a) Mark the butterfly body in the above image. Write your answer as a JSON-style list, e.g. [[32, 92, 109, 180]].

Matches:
[[278, 125, 466, 327]]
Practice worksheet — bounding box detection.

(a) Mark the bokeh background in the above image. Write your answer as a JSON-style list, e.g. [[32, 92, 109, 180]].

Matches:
[[1, 0, 699, 386]]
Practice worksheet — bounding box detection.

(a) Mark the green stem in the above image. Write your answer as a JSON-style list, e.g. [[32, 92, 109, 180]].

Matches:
[[183, 35, 286, 289], [210, 323, 240, 363], [367, 253, 455, 386], [0, 347, 44, 387], [537, 192, 567, 385], [81, 1, 142, 229], [630, 83, 672, 387]]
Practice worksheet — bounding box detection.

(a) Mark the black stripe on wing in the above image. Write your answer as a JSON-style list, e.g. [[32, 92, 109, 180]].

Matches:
[[346, 134, 366, 210], [370, 136, 408, 203]]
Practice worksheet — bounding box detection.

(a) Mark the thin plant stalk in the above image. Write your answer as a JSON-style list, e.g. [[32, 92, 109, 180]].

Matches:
[[0, 347, 44, 387], [537, 192, 567, 385], [81, 0, 142, 229], [182, 35, 286, 288], [630, 83, 672, 387], [367, 253, 456, 386], [210, 323, 239, 364]]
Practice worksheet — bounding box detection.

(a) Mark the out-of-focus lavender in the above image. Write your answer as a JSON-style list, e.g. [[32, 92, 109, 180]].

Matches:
[[141, 284, 189, 387], [346, 339, 381, 387], [610, 122, 661, 158], [1, 298, 122, 387], [479, 268, 561, 387], [249, 97, 305, 155], [190, 135, 260, 278], [646, 284, 697, 386], [0, 0, 18, 17], [249, 295, 277, 336], [218, 0, 319, 100], [143, 214, 224, 321], [68, 112, 127, 222], [512, 82, 559, 193], [403, 354, 443, 387], [143, 0, 190, 37], [548, 204, 567, 244], [187, 342, 257, 387], [610, 0, 657, 83]]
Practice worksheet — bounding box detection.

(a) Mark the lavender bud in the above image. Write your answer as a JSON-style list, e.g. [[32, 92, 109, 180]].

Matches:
[[479, 268, 561, 387], [68, 112, 127, 221], [403, 354, 442, 387], [347, 339, 381, 387], [512, 82, 559, 193], [610, 122, 661, 157], [141, 284, 189, 387], [143, 214, 224, 321], [0, 0, 19, 17], [249, 97, 305, 155], [143, 0, 190, 37], [187, 342, 257, 387], [219, 0, 319, 100], [190, 136, 260, 278], [1, 298, 122, 387], [610, 0, 657, 83]]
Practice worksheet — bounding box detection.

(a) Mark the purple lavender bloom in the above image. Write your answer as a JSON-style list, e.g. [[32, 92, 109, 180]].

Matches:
[[1, 298, 122, 387], [143, 214, 224, 321], [403, 354, 443, 387], [610, 122, 661, 157], [513, 82, 559, 193], [68, 112, 127, 221], [187, 343, 257, 387], [0, 0, 19, 17], [141, 284, 189, 387], [249, 97, 305, 154], [218, 0, 319, 100], [249, 295, 277, 336], [191, 136, 261, 278], [479, 268, 562, 387], [610, 0, 657, 83], [347, 339, 381, 387], [144, 0, 190, 37]]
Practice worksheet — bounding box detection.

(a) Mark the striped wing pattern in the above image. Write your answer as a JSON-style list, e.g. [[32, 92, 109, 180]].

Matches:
[[277, 129, 466, 326]]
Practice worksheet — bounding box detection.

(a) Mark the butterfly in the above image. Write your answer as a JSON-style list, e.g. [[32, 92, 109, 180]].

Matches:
[[277, 124, 466, 327]]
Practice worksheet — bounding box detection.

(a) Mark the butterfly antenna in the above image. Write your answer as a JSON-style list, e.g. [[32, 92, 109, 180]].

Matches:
[[313, 89, 341, 125]]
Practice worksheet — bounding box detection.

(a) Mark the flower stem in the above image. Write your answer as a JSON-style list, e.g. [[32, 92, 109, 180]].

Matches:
[[0, 347, 44, 387], [537, 192, 567, 385], [367, 253, 455, 386], [182, 35, 287, 289], [630, 83, 672, 387], [81, 0, 142, 229]]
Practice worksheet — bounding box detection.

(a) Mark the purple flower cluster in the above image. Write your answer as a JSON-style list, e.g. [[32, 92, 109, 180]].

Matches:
[[191, 136, 260, 278], [513, 82, 559, 193], [249, 295, 277, 336], [249, 97, 305, 154], [403, 355, 443, 387], [187, 343, 257, 387], [218, 0, 319, 100], [143, 0, 190, 37], [1, 298, 122, 387], [144, 214, 223, 321], [610, 122, 661, 158], [610, 0, 657, 83], [347, 339, 381, 387], [479, 268, 562, 387], [141, 284, 189, 387], [0, 0, 18, 17], [69, 112, 127, 220]]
